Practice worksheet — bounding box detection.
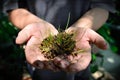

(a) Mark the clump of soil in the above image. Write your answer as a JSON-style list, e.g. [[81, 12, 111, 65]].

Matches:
[[39, 32, 83, 60]]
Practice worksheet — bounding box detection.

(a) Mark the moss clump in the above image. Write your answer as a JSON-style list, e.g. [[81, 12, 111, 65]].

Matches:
[[39, 31, 77, 59]]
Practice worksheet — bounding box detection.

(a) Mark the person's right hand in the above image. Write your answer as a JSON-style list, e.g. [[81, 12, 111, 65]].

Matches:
[[16, 21, 59, 71], [53, 27, 108, 72]]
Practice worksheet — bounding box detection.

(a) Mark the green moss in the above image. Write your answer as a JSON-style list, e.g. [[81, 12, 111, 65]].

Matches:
[[39, 32, 76, 59]]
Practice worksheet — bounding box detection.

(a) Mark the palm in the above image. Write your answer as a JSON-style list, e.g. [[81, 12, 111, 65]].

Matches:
[[66, 27, 93, 72], [54, 27, 107, 72], [16, 22, 58, 70]]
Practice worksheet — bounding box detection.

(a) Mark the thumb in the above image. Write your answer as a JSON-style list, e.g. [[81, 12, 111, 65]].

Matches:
[[16, 24, 39, 44], [16, 27, 32, 44], [16, 23, 58, 44], [88, 29, 108, 50], [16, 23, 45, 44]]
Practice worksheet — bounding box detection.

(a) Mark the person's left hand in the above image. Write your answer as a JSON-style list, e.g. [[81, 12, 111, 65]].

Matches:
[[16, 22, 59, 71], [53, 26, 108, 72]]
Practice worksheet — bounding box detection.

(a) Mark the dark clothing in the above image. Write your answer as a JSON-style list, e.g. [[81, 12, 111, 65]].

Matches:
[[1, 0, 116, 80], [2, 0, 116, 29], [27, 64, 91, 80]]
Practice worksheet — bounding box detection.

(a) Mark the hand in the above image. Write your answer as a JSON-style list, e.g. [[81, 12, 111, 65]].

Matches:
[[54, 27, 108, 72], [16, 21, 59, 70]]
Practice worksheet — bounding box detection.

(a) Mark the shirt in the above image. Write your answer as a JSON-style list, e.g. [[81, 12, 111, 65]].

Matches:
[[2, 0, 116, 29]]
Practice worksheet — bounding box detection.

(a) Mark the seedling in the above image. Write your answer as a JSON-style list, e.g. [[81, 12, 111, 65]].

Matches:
[[39, 13, 84, 60]]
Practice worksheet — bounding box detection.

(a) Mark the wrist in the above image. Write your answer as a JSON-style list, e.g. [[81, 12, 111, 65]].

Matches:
[[9, 8, 43, 29], [73, 17, 93, 29], [72, 8, 109, 31]]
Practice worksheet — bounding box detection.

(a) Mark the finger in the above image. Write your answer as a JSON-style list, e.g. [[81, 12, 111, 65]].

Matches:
[[16, 23, 58, 44], [44, 61, 60, 71], [88, 29, 108, 50], [54, 56, 70, 70], [16, 25, 36, 44], [58, 59, 70, 70], [33, 60, 45, 69], [16, 23, 46, 44]]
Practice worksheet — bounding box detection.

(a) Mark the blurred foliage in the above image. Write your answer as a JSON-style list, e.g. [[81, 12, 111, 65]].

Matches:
[[109, 0, 120, 25], [0, 12, 25, 59], [90, 53, 104, 73], [0, 13, 25, 80], [97, 23, 118, 53]]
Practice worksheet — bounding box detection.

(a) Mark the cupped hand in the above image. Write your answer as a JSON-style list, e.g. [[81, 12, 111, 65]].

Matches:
[[16, 21, 59, 70], [54, 27, 108, 72]]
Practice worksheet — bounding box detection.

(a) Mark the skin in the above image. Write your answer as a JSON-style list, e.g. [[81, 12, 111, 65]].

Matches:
[[9, 7, 108, 72]]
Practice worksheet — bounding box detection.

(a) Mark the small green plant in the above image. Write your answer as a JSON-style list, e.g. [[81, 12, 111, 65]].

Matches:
[[40, 32, 74, 59], [39, 31, 84, 60], [39, 13, 84, 60]]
